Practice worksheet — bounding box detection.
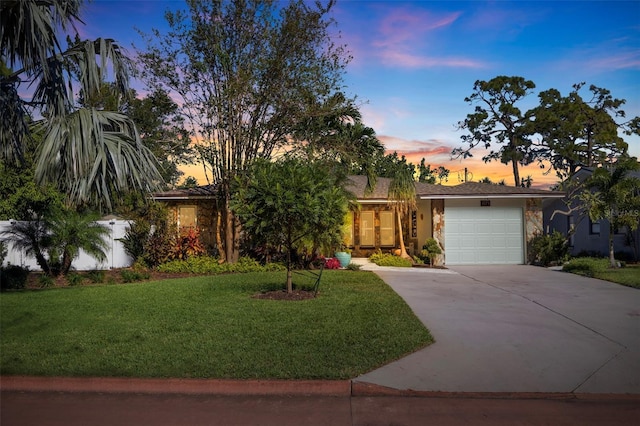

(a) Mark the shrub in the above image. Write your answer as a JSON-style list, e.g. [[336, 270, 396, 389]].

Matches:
[[171, 228, 206, 260], [417, 238, 442, 267], [369, 251, 413, 267], [345, 262, 361, 271], [529, 231, 569, 266], [39, 274, 54, 288], [157, 256, 286, 275], [1, 264, 29, 290], [86, 269, 105, 284], [120, 269, 151, 283], [66, 272, 84, 286], [562, 257, 610, 277]]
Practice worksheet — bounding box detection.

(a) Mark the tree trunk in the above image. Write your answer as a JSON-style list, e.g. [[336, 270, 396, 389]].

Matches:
[[396, 212, 411, 260], [512, 157, 520, 187], [608, 222, 617, 268], [215, 210, 225, 263]]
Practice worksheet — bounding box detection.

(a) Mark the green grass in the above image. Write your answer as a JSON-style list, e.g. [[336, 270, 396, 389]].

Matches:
[[0, 271, 432, 379], [592, 264, 640, 288], [563, 258, 640, 289]]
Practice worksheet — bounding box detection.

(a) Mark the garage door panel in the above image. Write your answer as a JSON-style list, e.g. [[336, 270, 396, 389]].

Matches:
[[444, 207, 523, 265]]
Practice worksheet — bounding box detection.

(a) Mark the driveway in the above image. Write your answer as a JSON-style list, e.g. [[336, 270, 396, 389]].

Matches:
[[353, 264, 640, 394]]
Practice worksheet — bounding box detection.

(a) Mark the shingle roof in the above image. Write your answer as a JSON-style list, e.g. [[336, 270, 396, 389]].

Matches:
[[346, 176, 564, 200], [152, 184, 217, 200]]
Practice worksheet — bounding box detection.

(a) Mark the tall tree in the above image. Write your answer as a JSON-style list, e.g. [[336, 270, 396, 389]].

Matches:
[[454, 76, 536, 187], [580, 155, 640, 268], [0, 0, 163, 212], [530, 83, 634, 180], [138, 0, 351, 263], [417, 159, 449, 184]]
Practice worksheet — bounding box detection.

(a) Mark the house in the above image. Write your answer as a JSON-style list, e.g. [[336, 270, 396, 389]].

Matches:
[[345, 176, 564, 265], [153, 176, 565, 265], [543, 169, 640, 262], [152, 185, 218, 251]]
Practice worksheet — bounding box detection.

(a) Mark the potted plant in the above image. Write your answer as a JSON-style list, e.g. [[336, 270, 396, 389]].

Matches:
[[334, 246, 352, 268], [420, 238, 442, 268]]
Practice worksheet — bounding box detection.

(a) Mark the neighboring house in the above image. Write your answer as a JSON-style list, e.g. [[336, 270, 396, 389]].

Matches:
[[154, 176, 564, 266], [543, 169, 640, 262]]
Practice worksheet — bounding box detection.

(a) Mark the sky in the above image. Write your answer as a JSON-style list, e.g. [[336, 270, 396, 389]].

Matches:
[[79, 0, 640, 188]]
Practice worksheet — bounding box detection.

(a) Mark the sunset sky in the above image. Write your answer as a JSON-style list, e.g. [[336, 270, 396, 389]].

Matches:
[[79, 0, 640, 189]]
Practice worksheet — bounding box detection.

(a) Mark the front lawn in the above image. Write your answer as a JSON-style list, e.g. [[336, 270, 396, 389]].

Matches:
[[0, 271, 432, 379], [563, 258, 640, 289]]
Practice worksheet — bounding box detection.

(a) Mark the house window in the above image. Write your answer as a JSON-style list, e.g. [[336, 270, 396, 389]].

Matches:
[[380, 211, 395, 246], [178, 205, 197, 230], [360, 211, 375, 246], [590, 218, 600, 235]]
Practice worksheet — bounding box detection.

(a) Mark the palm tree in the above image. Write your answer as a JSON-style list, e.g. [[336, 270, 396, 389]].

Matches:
[[388, 163, 416, 260], [50, 210, 109, 275], [1, 209, 109, 276], [581, 155, 640, 268], [1, 0, 162, 212]]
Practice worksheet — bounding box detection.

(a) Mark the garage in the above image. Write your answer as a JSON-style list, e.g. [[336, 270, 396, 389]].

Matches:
[[444, 205, 524, 265]]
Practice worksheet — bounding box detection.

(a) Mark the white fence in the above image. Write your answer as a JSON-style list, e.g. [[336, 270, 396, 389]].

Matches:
[[0, 220, 133, 271]]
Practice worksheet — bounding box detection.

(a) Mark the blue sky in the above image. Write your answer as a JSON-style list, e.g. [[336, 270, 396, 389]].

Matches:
[[80, 0, 640, 188]]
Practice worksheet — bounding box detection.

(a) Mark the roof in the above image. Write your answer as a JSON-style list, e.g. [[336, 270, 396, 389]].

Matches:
[[152, 185, 217, 200], [417, 182, 565, 199], [346, 176, 564, 201]]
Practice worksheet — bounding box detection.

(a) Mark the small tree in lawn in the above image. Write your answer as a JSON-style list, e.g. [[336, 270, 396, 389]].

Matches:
[[231, 158, 350, 293]]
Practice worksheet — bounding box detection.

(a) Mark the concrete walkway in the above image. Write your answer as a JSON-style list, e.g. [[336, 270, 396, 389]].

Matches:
[[353, 261, 640, 395]]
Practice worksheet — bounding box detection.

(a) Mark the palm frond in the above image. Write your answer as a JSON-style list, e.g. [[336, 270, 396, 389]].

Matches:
[[35, 108, 163, 212], [0, 0, 82, 76]]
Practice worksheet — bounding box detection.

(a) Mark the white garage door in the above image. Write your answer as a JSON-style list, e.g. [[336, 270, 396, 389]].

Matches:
[[444, 207, 524, 265]]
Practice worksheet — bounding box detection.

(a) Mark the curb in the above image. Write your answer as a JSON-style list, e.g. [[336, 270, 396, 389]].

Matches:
[[351, 381, 640, 401], [3, 376, 640, 401], [0, 376, 351, 397]]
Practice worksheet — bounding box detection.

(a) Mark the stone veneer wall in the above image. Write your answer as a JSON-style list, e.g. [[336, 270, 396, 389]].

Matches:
[[525, 198, 543, 263], [431, 199, 445, 266]]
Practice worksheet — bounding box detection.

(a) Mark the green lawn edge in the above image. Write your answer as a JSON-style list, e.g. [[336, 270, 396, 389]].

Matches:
[[0, 271, 433, 380]]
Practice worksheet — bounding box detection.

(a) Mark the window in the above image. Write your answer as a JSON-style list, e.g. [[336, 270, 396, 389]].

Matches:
[[590, 218, 600, 235], [380, 211, 395, 246], [360, 211, 375, 246], [178, 205, 197, 230]]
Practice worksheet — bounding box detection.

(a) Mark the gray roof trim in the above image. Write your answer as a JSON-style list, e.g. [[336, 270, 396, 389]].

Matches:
[[419, 193, 566, 200]]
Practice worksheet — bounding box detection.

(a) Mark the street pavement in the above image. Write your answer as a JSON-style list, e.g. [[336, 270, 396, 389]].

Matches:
[[2, 261, 640, 425]]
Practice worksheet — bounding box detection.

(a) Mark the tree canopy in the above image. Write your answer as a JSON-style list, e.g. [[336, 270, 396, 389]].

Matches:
[[231, 157, 351, 292], [454, 76, 536, 187], [0, 0, 163, 212], [138, 0, 353, 263]]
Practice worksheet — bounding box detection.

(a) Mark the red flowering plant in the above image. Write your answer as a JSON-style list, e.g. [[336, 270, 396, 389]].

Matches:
[[324, 257, 341, 269]]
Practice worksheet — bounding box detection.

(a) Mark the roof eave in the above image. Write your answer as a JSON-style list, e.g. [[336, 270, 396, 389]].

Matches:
[[418, 193, 566, 200]]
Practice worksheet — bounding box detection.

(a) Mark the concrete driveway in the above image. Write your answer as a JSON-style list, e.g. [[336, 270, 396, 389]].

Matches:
[[353, 264, 640, 394]]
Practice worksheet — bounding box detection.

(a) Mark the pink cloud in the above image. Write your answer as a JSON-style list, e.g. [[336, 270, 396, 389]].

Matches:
[[364, 7, 485, 70], [586, 50, 640, 71], [379, 50, 486, 69]]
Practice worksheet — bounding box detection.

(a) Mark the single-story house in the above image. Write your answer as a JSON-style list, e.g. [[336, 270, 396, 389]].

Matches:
[[153, 176, 565, 265], [152, 185, 218, 250], [543, 168, 640, 262]]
